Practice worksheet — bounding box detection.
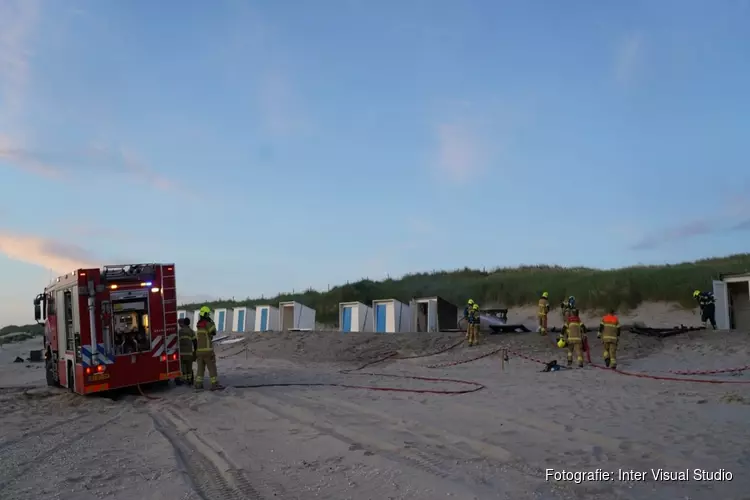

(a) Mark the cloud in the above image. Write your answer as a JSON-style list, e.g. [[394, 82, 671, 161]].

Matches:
[[614, 32, 644, 86], [0, 0, 40, 125], [0, 136, 176, 191], [630, 219, 715, 250], [0, 232, 97, 272], [630, 196, 750, 249], [0, 134, 62, 178], [90, 144, 176, 191], [434, 123, 486, 183]]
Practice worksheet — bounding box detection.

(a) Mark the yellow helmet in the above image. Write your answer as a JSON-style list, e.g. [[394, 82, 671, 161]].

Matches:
[[472, 303, 479, 310], [468, 299, 474, 305], [692, 290, 701, 298], [556, 337, 566, 348], [542, 291, 549, 298], [199, 305, 211, 316]]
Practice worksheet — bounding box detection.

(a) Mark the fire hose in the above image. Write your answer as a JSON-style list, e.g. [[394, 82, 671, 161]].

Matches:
[[139, 337, 480, 397], [443, 346, 750, 385], [231, 338, 483, 394]]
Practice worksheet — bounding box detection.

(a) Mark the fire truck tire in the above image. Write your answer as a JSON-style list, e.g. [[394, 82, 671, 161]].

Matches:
[[45, 360, 58, 387], [45, 350, 60, 387], [67, 362, 74, 392]]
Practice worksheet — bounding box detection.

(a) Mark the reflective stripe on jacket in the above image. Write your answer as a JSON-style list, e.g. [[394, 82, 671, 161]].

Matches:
[[468, 309, 478, 324], [538, 298, 549, 316], [178, 326, 196, 354], [195, 317, 217, 352], [565, 317, 584, 342], [599, 314, 620, 342], [698, 293, 715, 308]]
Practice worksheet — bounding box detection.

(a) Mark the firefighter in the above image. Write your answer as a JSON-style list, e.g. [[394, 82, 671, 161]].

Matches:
[[537, 292, 550, 335], [469, 302, 481, 346], [597, 309, 620, 369], [177, 317, 197, 385], [693, 290, 717, 329], [562, 308, 586, 368], [463, 299, 475, 341], [559, 295, 575, 325], [194, 305, 224, 390]]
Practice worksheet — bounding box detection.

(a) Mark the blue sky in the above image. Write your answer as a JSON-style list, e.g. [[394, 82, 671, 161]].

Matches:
[[1, 0, 749, 326]]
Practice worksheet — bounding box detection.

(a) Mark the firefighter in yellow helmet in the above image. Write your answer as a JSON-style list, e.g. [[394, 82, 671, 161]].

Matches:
[[598, 309, 620, 369], [177, 317, 197, 385], [562, 308, 587, 368], [194, 306, 224, 390], [537, 292, 550, 335], [468, 303, 481, 346], [463, 299, 475, 342], [466, 302, 479, 346]]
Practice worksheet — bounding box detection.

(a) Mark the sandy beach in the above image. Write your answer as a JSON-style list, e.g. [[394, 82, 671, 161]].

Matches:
[[1, 302, 749, 500]]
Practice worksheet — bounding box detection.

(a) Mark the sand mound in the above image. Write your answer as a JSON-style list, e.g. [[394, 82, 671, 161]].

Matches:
[[235, 331, 464, 366]]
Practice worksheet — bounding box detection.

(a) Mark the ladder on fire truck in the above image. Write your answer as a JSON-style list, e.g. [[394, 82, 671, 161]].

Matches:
[[160, 265, 178, 372]]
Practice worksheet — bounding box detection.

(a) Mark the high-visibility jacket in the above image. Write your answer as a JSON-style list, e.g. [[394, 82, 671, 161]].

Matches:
[[697, 292, 715, 309], [195, 317, 217, 353], [538, 298, 550, 316], [468, 307, 479, 324], [178, 325, 196, 356], [565, 316, 584, 343], [560, 301, 570, 319], [599, 314, 620, 342]]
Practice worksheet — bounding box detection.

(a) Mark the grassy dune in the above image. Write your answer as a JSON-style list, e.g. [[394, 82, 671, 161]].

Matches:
[[180, 254, 750, 326]]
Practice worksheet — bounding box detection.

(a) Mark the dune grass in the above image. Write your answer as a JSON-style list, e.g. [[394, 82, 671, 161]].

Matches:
[[0, 324, 44, 345], [180, 254, 750, 326]]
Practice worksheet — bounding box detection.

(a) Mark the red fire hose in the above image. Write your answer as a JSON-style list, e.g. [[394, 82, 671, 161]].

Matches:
[[498, 348, 750, 385]]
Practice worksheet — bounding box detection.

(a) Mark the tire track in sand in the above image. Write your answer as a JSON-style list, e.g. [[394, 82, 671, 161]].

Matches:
[[149, 406, 289, 500], [243, 389, 579, 499], [0, 414, 81, 453], [0, 409, 126, 490]]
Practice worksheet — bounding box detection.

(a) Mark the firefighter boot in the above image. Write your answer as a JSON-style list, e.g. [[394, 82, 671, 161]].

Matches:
[[576, 345, 584, 368], [566, 350, 573, 367], [609, 349, 617, 370], [194, 377, 204, 390], [209, 376, 224, 391], [604, 352, 610, 367], [538, 316, 548, 336]]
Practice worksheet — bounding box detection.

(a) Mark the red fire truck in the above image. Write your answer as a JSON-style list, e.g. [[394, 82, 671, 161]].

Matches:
[[33, 263, 182, 395]]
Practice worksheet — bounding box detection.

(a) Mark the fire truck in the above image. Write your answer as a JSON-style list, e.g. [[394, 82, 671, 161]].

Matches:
[[33, 263, 182, 395]]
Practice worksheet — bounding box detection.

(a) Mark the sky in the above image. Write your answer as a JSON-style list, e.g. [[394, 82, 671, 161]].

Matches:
[[1, 0, 749, 326]]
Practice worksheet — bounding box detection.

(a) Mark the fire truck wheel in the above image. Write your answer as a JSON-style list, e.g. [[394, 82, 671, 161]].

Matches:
[[67, 363, 74, 392], [45, 350, 60, 387]]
